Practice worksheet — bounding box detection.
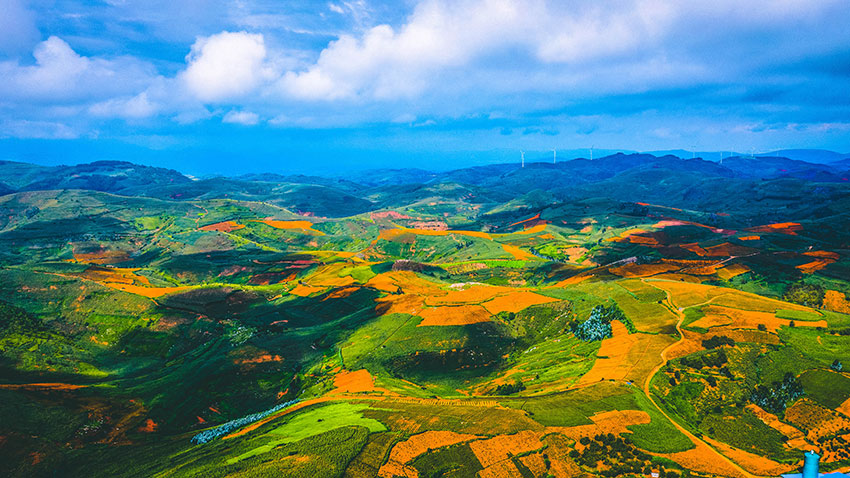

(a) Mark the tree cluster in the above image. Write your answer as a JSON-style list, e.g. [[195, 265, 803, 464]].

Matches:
[[569, 433, 655, 477], [749, 372, 804, 413], [680, 350, 728, 369], [492, 381, 526, 395], [0, 300, 43, 335], [570, 304, 633, 342], [701, 335, 734, 349], [783, 283, 825, 308]]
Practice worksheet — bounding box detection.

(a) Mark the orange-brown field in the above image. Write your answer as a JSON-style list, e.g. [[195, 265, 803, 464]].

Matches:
[[746, 404, 808, 450], [199, 221, 245, 232], [329, 369, 379, 395], [379, 227, 491, 241], [707, 441, 793, 477], [417, 304, 491, 326], [72, 247, 131, 264], [253, 219, 325, 235], [501, 243, 537, 260], [289, 283, 327, 297], [796, 250, 840, 274], [609, 262, 680, 278], [715, 263, 750, 280], [648, 279, 814, 312], [823, 290, 850, 314], [746, 222, 803, 235], [378, 431, 480, 478], [551, 409, 651, 442], [655, 438, 748, 478], [0, 382, 88, 391], [785, 399, 850, 442], [480, 291, 558, 314], [689, 305, 826, 332], [579, 322, 675, 384], [72, 267, 191, 298]]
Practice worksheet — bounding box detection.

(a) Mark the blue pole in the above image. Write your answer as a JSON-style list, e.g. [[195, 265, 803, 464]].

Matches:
[[803, 450, 819, 478]]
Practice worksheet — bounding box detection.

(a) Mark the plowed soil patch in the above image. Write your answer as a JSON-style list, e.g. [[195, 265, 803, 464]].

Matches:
[[649, 280, 811, 312], [323, 286, 359, 300], [702, 242, 756, 257], [417, 305, 491, 326], [716, 264, 750, 280], [548, 410, 650, 441], [79, 267, 150, 286], [508, 213, 540, 228], [606, 228, 649, 243], [704, 436, 794, 476], [379, 227, 491, 241], [746, 404, 806, 446], [0, 383, 87, 391], [254, 219, 324, 235], [739, 235, 760, 241], [378, 430, 480, 478], [691, 305, 825, 332], [520, 224, 546, 234], [199, 221, 244, 232], [837, 397, 850, 418], [425, 284, 513, 306], [655, 441, 747, 478], [580, 322, 673, 384], [501, 243, 537, 260], [375, 293, 426, 316], [797, 251, 839, 274], [470, 430, 542, 468], [482, 291, 558, 315], [289, 284, 326, 297], [73, 248, 130, 264], [823, 290, 850, 314], [234, 354, 283, 365], [747, 222, 802, 235], [102, 283, 191, 298], [786, 399, 850, 441], [366, 271, 445, 296], [610, 262, 680, 278], [330, 369, 375, 394]]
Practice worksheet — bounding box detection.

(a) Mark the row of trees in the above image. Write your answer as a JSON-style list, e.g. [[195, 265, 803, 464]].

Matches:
[[191, 399, 300, 444]]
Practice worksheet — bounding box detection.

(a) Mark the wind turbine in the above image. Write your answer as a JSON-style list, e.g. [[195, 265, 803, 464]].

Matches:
[[553, 149, 557, 164], [521, 150, 525, 168], [590, 145, 594, 161]]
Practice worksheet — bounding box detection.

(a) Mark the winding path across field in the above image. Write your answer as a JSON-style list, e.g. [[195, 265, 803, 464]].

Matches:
[[641, 278, 760, 478]]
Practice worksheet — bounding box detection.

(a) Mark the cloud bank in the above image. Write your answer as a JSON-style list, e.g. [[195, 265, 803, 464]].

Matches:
[[1, 0, 849, 160]]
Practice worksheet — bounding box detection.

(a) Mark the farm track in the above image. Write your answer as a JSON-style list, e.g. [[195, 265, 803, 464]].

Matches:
[[640, 278, 761, 478]]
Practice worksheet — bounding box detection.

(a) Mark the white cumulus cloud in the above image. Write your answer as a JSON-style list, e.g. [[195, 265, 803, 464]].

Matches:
[[180, 31, 274, 102], [0, 36, 156, 102], [222, 110, 260, 125]]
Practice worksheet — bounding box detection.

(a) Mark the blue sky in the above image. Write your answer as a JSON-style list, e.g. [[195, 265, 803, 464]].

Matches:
[[1, 0, 849, 174]]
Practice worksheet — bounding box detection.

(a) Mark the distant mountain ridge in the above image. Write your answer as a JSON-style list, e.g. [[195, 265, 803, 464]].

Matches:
[[0, 160, 191, 196], [1, 153, 848, 218]]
